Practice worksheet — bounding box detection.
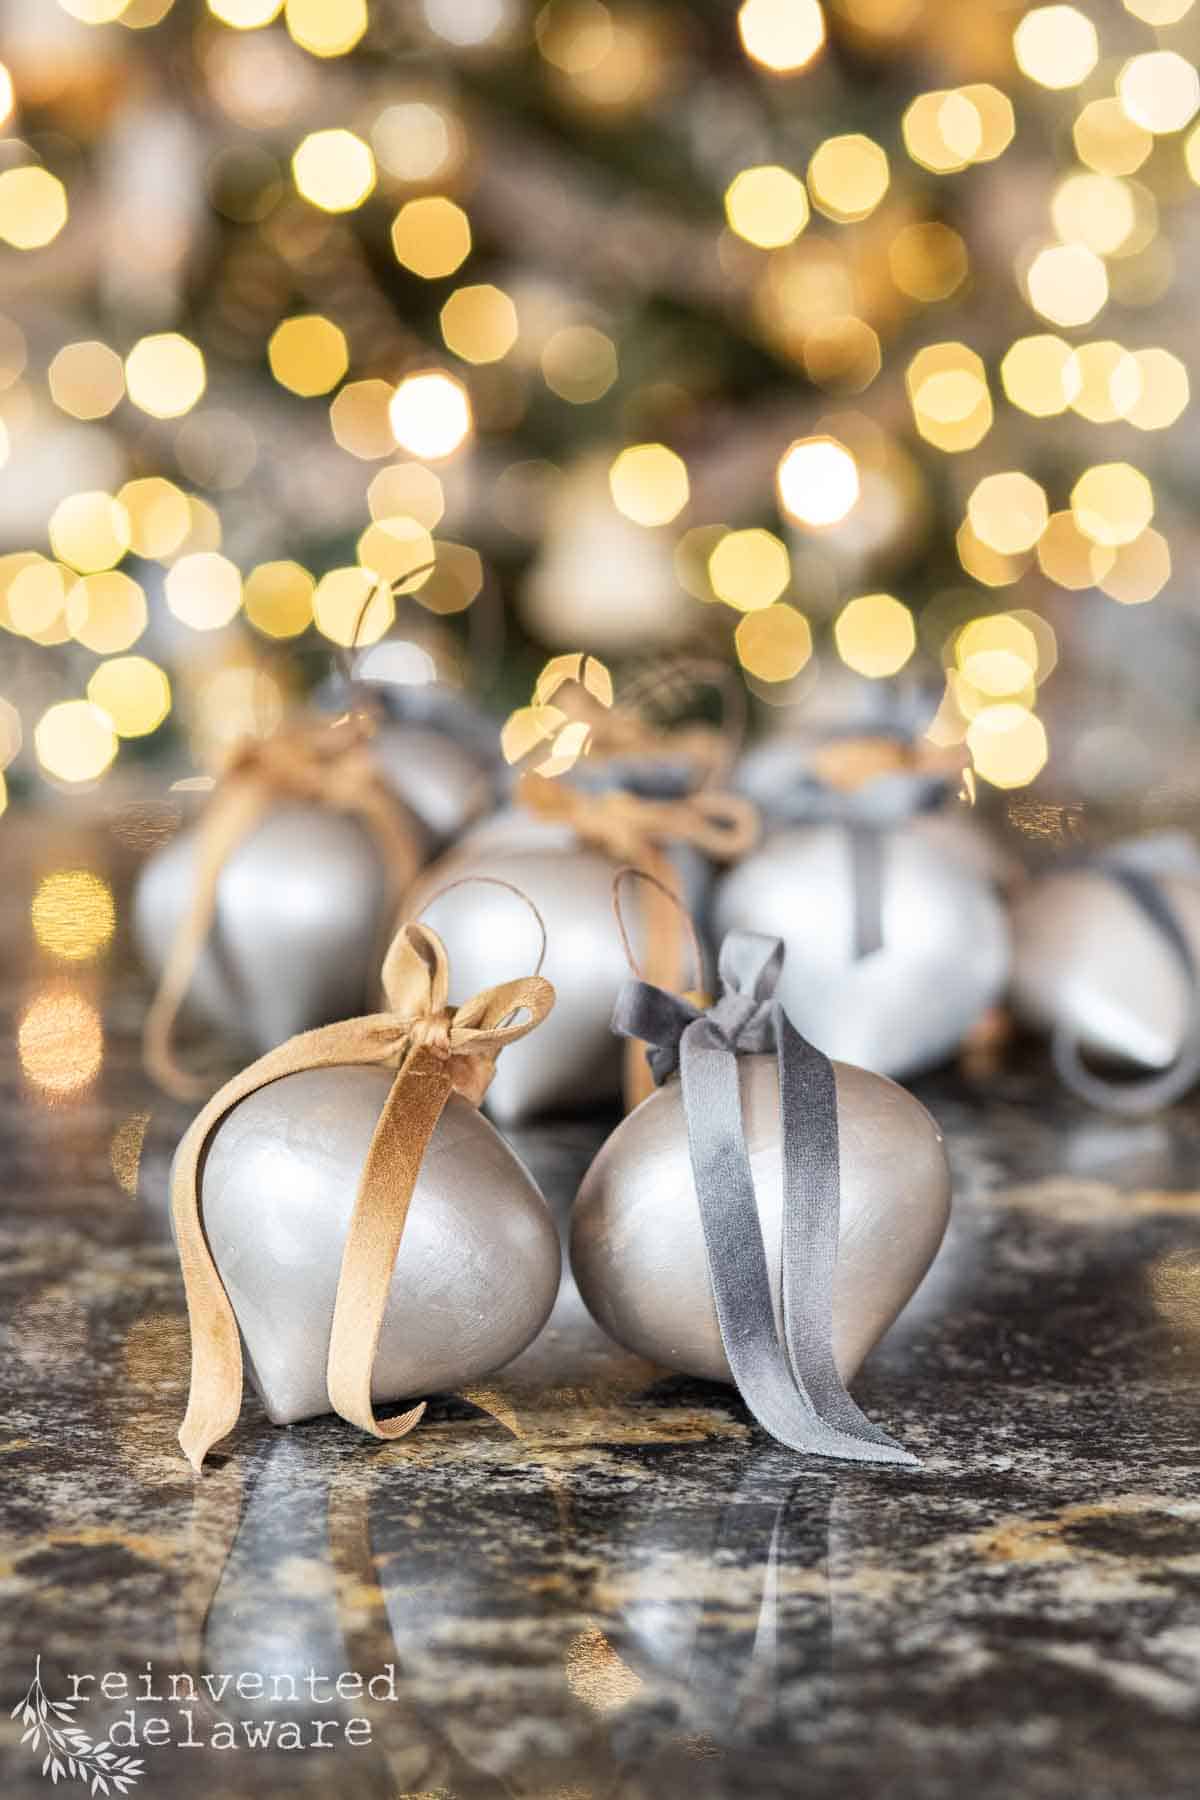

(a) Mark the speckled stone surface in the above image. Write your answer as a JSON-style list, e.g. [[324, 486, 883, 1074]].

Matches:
[[2, 811, 1200, 1800]]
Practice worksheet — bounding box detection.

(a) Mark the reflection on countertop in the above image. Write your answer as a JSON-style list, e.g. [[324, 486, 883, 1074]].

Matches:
[[2, 809, 1200, 1800]]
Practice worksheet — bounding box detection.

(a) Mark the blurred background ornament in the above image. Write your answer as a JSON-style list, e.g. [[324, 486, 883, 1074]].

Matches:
[[1010, 832, 1200, 1113], [715, 728, 1010, 1078]]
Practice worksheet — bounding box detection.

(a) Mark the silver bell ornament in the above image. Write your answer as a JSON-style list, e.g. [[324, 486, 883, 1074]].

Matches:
[[412, 767, 758, 1125], [715, 733, 1010, 1081], [135, 714, 431, 1098], [1010, 833, 1200, 1113], [572, 880, 950, 1465], [170, 901, 560, 1470]]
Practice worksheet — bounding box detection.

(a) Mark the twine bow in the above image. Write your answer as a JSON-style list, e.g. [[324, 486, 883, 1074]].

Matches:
[[612, 876, 916, 1467], [519, 770, 759, 1106], [761, 736, 957, 961], [145, 714, 426, 1101], [172, 914, 554, 1472], [1053, 833, 1200, 1115]]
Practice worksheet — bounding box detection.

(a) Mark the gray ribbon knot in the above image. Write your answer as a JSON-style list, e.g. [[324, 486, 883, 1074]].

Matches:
[[613, 929, 918, 1468]]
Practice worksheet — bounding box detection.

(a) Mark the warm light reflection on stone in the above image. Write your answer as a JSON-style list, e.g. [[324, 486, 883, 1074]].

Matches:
[[31, 870, 116, 962]]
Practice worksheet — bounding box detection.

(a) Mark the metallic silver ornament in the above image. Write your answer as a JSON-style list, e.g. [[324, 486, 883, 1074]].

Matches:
[[196, 1065, 561, 1425], [133, 803, 400, 1057], [419, 814, 710, 1125], [570, 1053, 950, 1385], [1011, 868, 1200, 1071], [370, 721, 493, 846], [713, 823, 1010, 1079]]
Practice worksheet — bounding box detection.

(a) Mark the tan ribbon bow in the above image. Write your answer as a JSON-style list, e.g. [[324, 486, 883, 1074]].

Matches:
[[517, 770, 758, 1107], [172, 919, 555, 1472], [145, 714, 425, 1101]]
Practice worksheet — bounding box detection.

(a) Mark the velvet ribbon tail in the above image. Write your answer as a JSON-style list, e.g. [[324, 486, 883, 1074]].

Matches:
[[678, 1015, 917, 1466], [1053, 862, 1200, 1115]]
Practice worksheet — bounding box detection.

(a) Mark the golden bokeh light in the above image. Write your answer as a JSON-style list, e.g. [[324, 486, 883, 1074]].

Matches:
[[243, 559, 315, 637], [372, 102, 462, 183], [906, 341, 993, 452], [313, 566, 394, 646], [803, 316, 881, 393], [1036, 509, 1113, 589], [1000, 334, 1080, 417], [0, 167, 68, 250], [735, 603, 813, 681], [391, 195, 472, 278], [48, 341, 125, 420], [1098, 527, 1171, 604], [165, 552, 243, 629], [608, 442, 689, 526], [0, 696, 21, 767], [292, 129, 376, 213], [31, 870, 115, 962], [34, 701, 118, 784], [0, 65, 11, 128], [125, 332, 206, 418], [9, 561, 69, 640], [87, 656, 172, 736], [60, 0, 133, 18], [1071, 462, 1154, 547], [889, 222, 968, 301], [440, 283, 519, 363], [1012, 6, 1098, 90], [1068, 340, 1141, 423], [1074, 98, 1152, 177], [118, 477, 191, 559], [268, 314, 349, 396], [368, 462, 445, 528], [357, 516, 436, 590], [49, 492, 132, 574], [956, 520, 1030, 587], [835, 593, 915, 678], [955, 614, 1039, 697], [66, 571, 147, 653], [1025, 243, 1108, 328], [902, 92, 974, 174], [967, 704, 1048, 788], [959, 85, 1016, 162], [18, 988, 104, 1095], [541, 325, 618, 402], [1127, 346, 1189, 430], [725, 165, 810, 248], [331, 378, 398, 459], [708, 528, 790, 611], [208, 0, 283, 23], [737, 0, 825, 73], [776, 435, 859, 527], [1124, 0, 1193, 18], [807, 134, 889, 222], [1051, 172, 1137, 257], [968, 472, 1048, 556], [414, 540, 484, 614], [535, 0, 617, 75], [1118, 52, 1200, 135], [388, 369, 472, 459], [284, 0, 367, 56]]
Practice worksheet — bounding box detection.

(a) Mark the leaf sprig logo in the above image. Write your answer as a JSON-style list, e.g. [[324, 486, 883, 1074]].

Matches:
[[12, 1657, 143, 1794]]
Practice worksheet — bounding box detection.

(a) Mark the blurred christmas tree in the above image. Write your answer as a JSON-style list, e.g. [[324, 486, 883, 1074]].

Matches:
[[1, 0, 1199, 816]]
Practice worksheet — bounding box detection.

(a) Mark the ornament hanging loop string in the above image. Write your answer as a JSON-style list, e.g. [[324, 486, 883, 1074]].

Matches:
[[172, 919, 555, 1473], [611, 864, 705, 997], [415, 873, 549, 980]]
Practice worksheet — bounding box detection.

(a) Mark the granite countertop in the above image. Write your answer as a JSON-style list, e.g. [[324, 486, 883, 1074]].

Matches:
[[2, 810, 1200, 1800]]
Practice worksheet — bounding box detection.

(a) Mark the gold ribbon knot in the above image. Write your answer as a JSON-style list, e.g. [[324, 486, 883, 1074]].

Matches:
[[144, 713, 426, 1102], [172, 920, 554, 1472]]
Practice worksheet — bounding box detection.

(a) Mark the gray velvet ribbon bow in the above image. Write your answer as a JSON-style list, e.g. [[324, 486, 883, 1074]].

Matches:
[[613, 929, 918, 1467], [771, 766, 949, 961], [1055, 833, 1200, 1115]]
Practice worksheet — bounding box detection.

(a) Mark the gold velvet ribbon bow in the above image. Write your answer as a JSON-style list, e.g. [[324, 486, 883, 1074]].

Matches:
[[145, 714, 425, 1102], [172, 919, 555, 1472], [517, 770, 758, 1106]]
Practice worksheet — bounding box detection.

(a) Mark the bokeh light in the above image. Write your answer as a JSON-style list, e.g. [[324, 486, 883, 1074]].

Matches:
[[735, 603, 813, 681], [285, 0, 368, 56], [66, 571, 148, 653], [35, 701, 118, 784], [907, 342, 993, 451], [1118, 53, 1200, 136], [541, 325, 618, 402], [165, 552, 244, 628], [834, 593, 915, 678], [967, 473, 1048, 556], [125, 333, 207, 418], [1071, 462, 1155, 547], [48, 342, 125, 420], [391, 196, 472, 278], [388, 370, 472, 459], [1012, 7, 1098, 90], [18, 989, 104, 1095], [312, 567, 394, 645], [440, 284, 519, 363], [293, 129, 376, 212], [807, 135, 889, 223], [31, 870, 115, 962], [268, 315, 349, 395], [118, 478, 191, 559], [776, 435, 859, 527], [243, 560, 315, 637], [208, 0, 284, 22], [87, 657, 172, 736], [725, 165, 810, 248], [0, 167, 68, 250], [967, 704, 1049, 788], [737, 0, 825, 73], [608, 443, 689, 526], [708, 528, 790, 611], [368, 462, 445, 528], [331, 379, 398, 459], [1001, 335, 1079, 417], [1025, 244, 1108, 328], [1098, 527, 1171, 604]]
